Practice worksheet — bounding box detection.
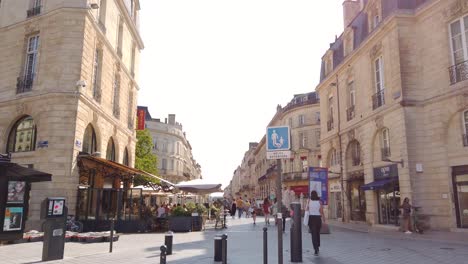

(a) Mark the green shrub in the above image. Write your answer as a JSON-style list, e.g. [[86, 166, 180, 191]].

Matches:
[[171, 206, 191, 217]]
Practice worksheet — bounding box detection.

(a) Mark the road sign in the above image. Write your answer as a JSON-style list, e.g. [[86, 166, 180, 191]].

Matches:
[[266, 126, 290, 151], [266, 150, 291, 160]]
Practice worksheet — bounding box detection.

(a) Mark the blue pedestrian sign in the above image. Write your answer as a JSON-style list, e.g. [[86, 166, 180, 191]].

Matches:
[[266, 126, 290, 151]]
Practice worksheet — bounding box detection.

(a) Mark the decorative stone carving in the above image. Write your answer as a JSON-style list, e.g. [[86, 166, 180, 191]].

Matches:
[[444, 0, 468, 20], [24, 23, 40, 35], [375, 116, 384, 129], [369, 42, 382, 58], [16, 103, 25, 115]]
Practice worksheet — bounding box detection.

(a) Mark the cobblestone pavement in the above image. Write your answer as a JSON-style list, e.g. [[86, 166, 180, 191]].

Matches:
[[0, 217, 467, 264]]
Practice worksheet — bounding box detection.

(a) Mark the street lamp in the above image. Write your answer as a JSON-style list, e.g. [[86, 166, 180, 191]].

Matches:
[[382, 158, 404, 168]]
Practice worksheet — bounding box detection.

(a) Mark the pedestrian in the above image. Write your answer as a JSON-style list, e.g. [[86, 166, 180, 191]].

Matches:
[[280, 203, 289, 232], [231, 199, 237, 219], [244, 199, 251, 218], [250, 200, 257, 225], [400, 197, 412, 234], [263, 197, 271, 225], [307, 190, 325, 256], [271, 198, 278, 226], [236, 197, 244, 219]]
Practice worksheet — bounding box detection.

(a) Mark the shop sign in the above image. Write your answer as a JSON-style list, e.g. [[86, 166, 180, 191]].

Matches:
[[373, 164, 398, 180], [309, 167, 328, 205], [290, 185, 308, 195], [136, 108, 146, 130], [329, 182, 341, 192]]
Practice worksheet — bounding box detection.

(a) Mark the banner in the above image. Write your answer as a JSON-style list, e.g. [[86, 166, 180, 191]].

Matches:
[[309, 167, 328, 205], [136, 108, 146, 130]]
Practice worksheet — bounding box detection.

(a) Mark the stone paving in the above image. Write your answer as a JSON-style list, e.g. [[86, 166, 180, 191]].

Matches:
[[0, 217, 467, 264]]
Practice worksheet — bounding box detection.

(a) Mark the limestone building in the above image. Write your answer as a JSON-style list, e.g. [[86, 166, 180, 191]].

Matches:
[[317, 0, 468, 230], [0, 0, 143, 229], [140, 107, 202, 184]]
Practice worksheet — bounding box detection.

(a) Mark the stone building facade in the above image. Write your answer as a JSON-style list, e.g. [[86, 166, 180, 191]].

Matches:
[[317, 0, 468, 230], [141, 108, 202, 184], [0, 0, 143, 229]]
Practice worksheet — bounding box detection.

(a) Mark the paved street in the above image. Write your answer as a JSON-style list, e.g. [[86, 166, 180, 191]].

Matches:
[[0, 217, 467, 264]]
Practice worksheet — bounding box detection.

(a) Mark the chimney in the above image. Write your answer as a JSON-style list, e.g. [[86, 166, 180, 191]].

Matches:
[[168, 114, 176, 125], [342, 0, 361, 28]]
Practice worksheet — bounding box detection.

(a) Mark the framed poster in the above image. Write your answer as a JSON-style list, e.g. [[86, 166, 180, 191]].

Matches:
[[309, 167, 329, 205], [3, 207, 23, 231], [7, 181, 26, 203]]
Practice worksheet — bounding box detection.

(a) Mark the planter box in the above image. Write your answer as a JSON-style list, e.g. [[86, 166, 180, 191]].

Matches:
[[169, 217, 192, 232]]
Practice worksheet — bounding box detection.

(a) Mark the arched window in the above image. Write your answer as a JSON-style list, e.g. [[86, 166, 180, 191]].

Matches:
[[7, 116, 37, 153], [123, 148, 129, 166], [106, 138, 116, 161], [82, 124, 97, 154], [381, 128, 391, 159]]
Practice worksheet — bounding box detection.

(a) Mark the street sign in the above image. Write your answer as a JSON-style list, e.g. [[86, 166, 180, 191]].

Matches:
[[266, 126, 290, 151], [309, 167, 328, 205], [266, 151, 291, 160]]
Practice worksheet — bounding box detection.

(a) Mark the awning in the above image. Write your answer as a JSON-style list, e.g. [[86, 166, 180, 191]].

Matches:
[[361, 178, 398, 191], [0, 162, 52, 182], [175, 179, 222, 194]]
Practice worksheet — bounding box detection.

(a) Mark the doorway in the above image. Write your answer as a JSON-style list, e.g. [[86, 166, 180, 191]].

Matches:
[[377, 184, 400, 225]]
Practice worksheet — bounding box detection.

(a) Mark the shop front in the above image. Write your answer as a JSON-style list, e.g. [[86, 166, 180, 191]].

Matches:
[[328, 180, 342, 220], [453, 166, 468, 228], [348, 172, 365, 222], [361, 164, 400, 226]]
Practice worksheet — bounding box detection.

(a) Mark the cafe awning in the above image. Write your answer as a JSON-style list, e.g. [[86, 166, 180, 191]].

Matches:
[[0, 162, 52, 182], [175, 179, 222, 194], [361, 178, 398, 191]]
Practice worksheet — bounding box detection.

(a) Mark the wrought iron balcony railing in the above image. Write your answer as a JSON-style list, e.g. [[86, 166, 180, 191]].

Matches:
[[381, 147, 391, 160], [27, 6, 41, 18], [347, 105, 355, 121], [449, 60, 468, 85], [16, 75, 34, 94], [372, 89, 385, 110], [327, 119, 334, 131], [463, 134, 468, 147]]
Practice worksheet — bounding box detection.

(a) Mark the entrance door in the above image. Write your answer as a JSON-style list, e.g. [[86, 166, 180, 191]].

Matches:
[[328, 192, 342, 219], [454, 174, 468, 228], [377, 185, 400, 225]]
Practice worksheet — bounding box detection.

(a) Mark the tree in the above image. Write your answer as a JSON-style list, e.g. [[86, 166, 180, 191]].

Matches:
[[134, 129, 159, 186]]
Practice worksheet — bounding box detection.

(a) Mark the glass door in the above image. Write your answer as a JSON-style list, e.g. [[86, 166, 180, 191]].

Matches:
[[378, 185, 400, 225], [455, 175, 468, 228]]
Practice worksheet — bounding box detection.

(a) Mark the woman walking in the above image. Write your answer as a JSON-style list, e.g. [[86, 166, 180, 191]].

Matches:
[[400, 197, 412, 234], [263, 197, 271, 225], [307, 190, 325, 256], [250, 199, 257, 225], [230, 199, 237, 219]]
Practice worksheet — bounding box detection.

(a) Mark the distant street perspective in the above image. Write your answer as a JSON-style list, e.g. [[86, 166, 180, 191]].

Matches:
[[0, 0, 468, 264]]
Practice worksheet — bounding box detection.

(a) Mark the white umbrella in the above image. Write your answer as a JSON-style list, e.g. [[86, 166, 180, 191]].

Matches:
[[175, 179, 222, 194]]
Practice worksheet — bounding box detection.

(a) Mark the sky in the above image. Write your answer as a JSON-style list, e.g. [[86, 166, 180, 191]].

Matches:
[[138, 0, 344, 188]]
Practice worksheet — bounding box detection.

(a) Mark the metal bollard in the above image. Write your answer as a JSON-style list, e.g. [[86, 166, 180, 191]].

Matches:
[[221, 234, 228, 264], [214, 235, 222, 262], [160, 245, 167, 264], [109, 218, 115, 253], [263, 227, 268, 264], [290, 202, 302, 262], [165, 231, 173, 255]]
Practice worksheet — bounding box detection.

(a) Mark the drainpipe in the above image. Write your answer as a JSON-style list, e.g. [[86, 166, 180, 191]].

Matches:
[[335, 74, 345, 222]]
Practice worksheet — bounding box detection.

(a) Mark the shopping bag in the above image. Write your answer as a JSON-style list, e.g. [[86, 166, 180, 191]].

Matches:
[[320, 222, 331, 234], [303, 211, 309, 226]]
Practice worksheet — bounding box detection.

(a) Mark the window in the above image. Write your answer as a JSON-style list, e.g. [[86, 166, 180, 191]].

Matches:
[[330, 148, 340, 167], [112, 73, 120, 118], [92, 49, 102, 102], [162, 159, 167, 170], [327, 96, 334, 131], [162, 141, 168, 153], [7, 116, 37, 153], [347, 81, 356, 120], [117, 18, 123, 57], [98, 0, 107, 30], [123, 148, 129, 166], [350, 141, 361, 166], [299, 132, 307, 148], [18, 35, 39, 93], [130, 43, 136, 77], [316, 112, 320, 123], [82, 125, 97, 154], [450, 17, 468, 65], [463, 111, 468, 146], [381, 128, 391, 159], [127, 90, 134, 129], [288, 118, 293, 128], [373, 57, 385, 109], [27, 0, 41, 17], [315, 130, 321, 147], [298, 115, 305, 126], [106, 138, 116, 161], [170, 159, 174, 170], [153, 139, 158, 150]]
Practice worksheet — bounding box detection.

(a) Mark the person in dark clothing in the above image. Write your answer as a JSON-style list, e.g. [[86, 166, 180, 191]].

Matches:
[[307, 190, 325, 256], [280, 204, 289, 232], [231, 200, 237, 219]]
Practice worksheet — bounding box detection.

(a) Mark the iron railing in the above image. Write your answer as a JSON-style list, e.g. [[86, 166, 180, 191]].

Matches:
[[449, 60, 468, 85], [372, 89, 385, 110], [16, 75, 34, 93], [347, 105, 355, 121], [327, 119, 334, 131], [27, 6, 41, 18], [381, 147, 391, 160], [463, 134, 468, 147]]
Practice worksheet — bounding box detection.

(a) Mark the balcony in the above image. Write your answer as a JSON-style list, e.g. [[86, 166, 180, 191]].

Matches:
[[346, 105, 355, 121], [327, 119, 334, 131], [449, 60, 468, 85], [16, 75, 34, 94], [372, 89, 385, 110], [381, 147, 391, 160], [27, 6, 41, 18], [463, 134, 468, 147]]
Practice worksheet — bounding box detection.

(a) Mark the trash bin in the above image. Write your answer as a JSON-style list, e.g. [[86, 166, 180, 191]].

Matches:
[[214, 235, 222, 262]]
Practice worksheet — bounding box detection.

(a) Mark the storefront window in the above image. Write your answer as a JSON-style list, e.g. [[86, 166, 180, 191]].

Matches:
[[7, 116, 37, 153], [378, 184, 400, 225], [349, 179, 365, 221], [454, 174, 468, 228]]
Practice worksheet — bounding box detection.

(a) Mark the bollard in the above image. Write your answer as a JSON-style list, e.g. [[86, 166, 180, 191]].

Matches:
[[221, 234, 228, 264], [109, 218, 115, 253], [165, 231, 173, 255], [160, 245, 167, 264], [263, 227, 268, 264], [214, 235, 222, 262], [290, 202, 302, 262]]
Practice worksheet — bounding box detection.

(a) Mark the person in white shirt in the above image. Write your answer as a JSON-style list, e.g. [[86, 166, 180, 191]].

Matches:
[[157, 204, 166, 218], [307, 190, 325, 256]]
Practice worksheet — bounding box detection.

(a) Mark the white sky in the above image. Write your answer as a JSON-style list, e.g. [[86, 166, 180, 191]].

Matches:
[[138, 0, 344, 188]]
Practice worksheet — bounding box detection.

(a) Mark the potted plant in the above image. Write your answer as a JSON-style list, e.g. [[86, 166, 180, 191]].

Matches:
[[168, 206, 192, 232]]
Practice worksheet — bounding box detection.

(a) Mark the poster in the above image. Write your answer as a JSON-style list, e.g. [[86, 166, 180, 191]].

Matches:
[[7, 181, 26, 203], [3, 207, 23, 231], [309, 167, 329, 205]]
